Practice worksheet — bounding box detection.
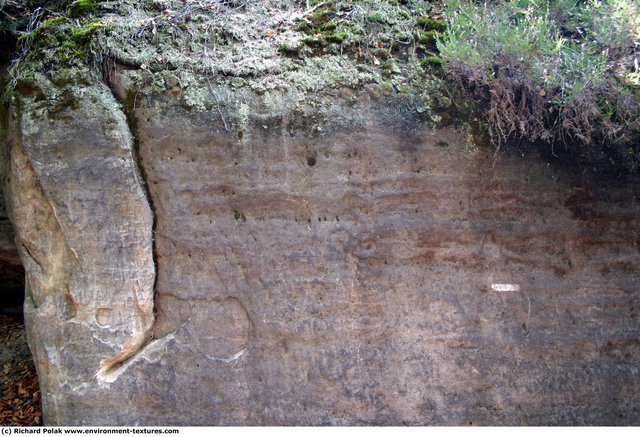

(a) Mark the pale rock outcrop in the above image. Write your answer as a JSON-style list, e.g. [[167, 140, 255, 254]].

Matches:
[[4, 78, 154, 422], [4, 73, 639, 424]]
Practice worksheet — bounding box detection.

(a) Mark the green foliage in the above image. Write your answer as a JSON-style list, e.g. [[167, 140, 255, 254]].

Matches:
[[440, 0, 639, 98], [437, 0, 640, 171], [437, 0, 564, 69], [15, 15, 109, 65], [366, 12, 389, 24], [416, 16, 446, 31], [296, 3, 355, 52], [418, 30, 438, 44], [420, 56, 443, 69], [0, 2, 73, 43], [7, 1, 110, 92], [67, 0, 98, 18], [325, 31, 349, 44], [294, 0, 441, 60]]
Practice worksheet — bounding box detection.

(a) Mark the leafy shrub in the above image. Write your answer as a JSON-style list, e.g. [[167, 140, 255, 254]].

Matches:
[[437, 0, 640, 172]]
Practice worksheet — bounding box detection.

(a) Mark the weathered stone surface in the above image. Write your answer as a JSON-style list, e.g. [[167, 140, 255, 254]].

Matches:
[[5, 74, 639, 424], [1, 48, 639, 425], [126, 92, 640, 425], [1, 0, 638, 426], [3, 79, 155, 423], [0, 54, 24, 314]]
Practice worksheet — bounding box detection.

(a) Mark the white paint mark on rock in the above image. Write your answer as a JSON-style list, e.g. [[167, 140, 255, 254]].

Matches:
[[491, 283, 520, 292]]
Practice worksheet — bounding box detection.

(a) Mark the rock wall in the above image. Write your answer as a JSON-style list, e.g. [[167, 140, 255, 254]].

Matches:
[[0, 51, 24, 314], [3, 72, 639, 424], [3, 80, 155, 422]]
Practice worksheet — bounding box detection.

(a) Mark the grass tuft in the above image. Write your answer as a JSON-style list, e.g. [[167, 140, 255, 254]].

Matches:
[[437, 0, 640, 172]]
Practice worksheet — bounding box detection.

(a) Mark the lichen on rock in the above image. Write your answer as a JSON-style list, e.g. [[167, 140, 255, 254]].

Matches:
[[4, 0, 451, 123]]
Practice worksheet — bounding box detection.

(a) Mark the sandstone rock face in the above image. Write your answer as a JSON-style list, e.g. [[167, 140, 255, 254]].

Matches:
[[3, 81, 640, 424], [0, 58, 23, 313], [3, 80, 155, 422]]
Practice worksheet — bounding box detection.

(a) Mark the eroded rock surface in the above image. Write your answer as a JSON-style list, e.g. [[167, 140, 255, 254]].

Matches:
[[130, 92, 640, 425], [5, 76, 639, 424], [3, 80, 155, 423], [1, 2, 639, 425]]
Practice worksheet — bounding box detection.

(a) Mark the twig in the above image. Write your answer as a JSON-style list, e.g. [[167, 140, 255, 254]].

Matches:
[[132, 90, 140, 110], [302, 0, 336, 18], [210, 87, 229, 131]]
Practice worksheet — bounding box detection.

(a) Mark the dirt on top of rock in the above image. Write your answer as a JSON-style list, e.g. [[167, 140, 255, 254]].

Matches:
[[5, 1, 450, 117]]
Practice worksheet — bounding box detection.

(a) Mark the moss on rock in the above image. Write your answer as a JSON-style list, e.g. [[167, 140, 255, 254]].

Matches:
[[416, 16, 446, 32], [3, 0, 456, 143], [420, 56, 443, 68], [67, 0, 99, 18]]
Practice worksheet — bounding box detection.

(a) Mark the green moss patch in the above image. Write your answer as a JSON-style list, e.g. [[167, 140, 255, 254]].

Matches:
[[67, 0, 98, 18], [15, 15, 109, 67], [6, 1, 112, 95], [420, 56, 443, 69], [416, 16, 446, 32]]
